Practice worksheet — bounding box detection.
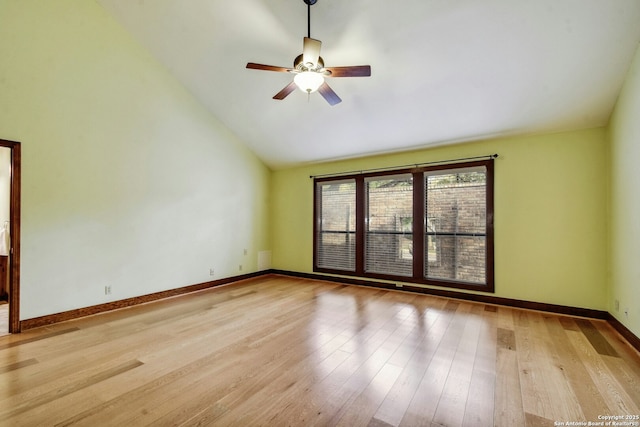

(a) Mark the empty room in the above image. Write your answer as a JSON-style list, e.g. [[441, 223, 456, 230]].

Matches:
[[1, 1, 639, 426]]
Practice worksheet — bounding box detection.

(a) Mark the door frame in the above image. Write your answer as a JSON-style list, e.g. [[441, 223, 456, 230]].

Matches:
[[0, 139, 21, 333]]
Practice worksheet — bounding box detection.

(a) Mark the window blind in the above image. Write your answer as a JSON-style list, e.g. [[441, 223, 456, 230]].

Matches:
[[365, 174, 413, 276], [315, 179, 356, 271], [424, 167, 487, 284]]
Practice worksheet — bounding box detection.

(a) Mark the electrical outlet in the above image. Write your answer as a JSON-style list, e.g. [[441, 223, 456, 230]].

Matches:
[[209, 268, 215, 276], [243, 249, 248, 256], [615, 299, 620, 311], [105, 285, 112, 295], [239, 264, 243, 271]]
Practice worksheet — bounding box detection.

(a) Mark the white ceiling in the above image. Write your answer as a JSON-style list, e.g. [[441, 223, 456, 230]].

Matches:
[[97, 0, 640, 169]]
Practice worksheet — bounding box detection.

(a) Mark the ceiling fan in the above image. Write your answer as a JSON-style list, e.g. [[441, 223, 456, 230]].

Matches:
[[246, 0, 371, 106]]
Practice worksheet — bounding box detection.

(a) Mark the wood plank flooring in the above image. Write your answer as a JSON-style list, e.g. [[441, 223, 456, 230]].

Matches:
[[0, 275, 639, 426]]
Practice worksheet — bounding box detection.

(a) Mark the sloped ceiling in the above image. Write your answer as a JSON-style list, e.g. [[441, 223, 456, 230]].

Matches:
[[97, 0, 640, 169]]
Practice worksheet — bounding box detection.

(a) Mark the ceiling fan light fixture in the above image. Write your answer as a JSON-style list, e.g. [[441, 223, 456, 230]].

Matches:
[[294, 71, 324, 93], [246, 0, 370, 105]]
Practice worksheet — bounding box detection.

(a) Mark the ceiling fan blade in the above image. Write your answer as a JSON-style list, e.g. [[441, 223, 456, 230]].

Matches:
[[302, 37, 322, 68], [273, 81, 298, 100], [324, 65, 371, 78], [318, 82, 342, 106], [246, 63, 294, 73]]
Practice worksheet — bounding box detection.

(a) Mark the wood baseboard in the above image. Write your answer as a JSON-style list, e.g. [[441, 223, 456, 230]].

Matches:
[[606, 313, 640, 353], [272, 270, 609, 320], [20, 271, 266, 331], [19, 268, 640, 354]]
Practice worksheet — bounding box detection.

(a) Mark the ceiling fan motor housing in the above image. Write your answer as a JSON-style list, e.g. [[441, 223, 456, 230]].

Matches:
[[294, 54, 324, 72]]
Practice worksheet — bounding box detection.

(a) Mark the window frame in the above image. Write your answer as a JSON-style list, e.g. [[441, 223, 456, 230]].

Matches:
[[313, 159, 494, 292]]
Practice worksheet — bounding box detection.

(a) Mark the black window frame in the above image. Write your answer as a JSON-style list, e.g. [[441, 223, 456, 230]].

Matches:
[[313, 159, 494, 292]]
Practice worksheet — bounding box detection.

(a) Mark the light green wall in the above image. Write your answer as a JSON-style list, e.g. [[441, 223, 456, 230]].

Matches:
[[608, 44, 640, 337], [0, 1, 270, 319], [272, 128, 609, 310], [0, 0, 623, 323]]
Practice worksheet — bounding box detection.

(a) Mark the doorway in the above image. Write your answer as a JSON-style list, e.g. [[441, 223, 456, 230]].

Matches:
[[0, 139, 21, 334]]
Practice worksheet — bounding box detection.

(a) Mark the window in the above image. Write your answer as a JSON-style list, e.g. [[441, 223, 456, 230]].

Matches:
[[365, 174, 413, 277], [315, 179, 356, 272], [424, 167, 487, 284], [314, 160, 494, 292]]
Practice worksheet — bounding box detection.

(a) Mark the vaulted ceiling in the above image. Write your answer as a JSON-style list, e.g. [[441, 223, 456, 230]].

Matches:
[[97, 0, 640, 169]]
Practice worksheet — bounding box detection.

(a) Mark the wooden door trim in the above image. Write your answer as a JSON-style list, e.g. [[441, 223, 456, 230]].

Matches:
[[0, 139, 21, 333]]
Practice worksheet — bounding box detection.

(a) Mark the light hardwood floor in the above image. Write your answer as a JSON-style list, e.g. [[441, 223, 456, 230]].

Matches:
[[0, 275, 639, 426]]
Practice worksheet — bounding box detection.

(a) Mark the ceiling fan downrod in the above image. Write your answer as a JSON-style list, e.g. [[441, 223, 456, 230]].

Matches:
[[303, 0, 317, 38]]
